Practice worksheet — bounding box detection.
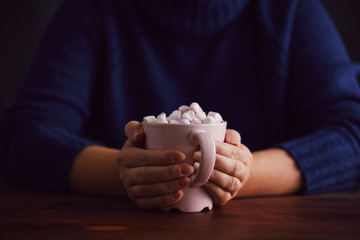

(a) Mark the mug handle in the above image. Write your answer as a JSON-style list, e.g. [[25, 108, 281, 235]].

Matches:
[[189, 130, 216, 188]]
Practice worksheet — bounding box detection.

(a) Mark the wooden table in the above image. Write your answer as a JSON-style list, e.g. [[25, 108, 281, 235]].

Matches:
[[1, 182, 359, 240]]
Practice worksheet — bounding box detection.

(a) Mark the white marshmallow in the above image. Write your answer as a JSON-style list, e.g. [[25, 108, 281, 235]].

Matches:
[[170, 119, 181, 124], [179, 118, 191, 124], [143, 115, 157, 123], [207, 111, 223, 123], [157, 114, 168, 123], [143, 103, 225, 125], [203, 116, 217, 124]]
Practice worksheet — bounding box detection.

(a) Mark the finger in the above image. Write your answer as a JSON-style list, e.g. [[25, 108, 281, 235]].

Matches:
[[207, 168, 242, 195], [128, 177, 191, 199], [124, 121, 144, 142], [213, 154, 249, 182], [224, 129, 241, 147], [203, 181, 234, 206], [214, 141, 252, 166], [118, 147, 186, 168], [193, 148, 250, 179], [124, 163, 194, 185], [135, 190, 184, 209]]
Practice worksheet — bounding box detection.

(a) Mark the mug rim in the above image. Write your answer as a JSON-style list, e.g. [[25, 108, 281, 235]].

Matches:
[[141, 121, 227, 127]]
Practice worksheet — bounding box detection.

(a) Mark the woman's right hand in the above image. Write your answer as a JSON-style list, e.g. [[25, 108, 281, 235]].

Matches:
[[116, 121, 194, 209]]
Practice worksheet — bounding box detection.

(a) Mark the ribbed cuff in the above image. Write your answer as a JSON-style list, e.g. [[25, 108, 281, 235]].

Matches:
[[277, 128, 360, 194]]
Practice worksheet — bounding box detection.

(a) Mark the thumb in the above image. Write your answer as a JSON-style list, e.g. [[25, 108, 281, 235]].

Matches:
[[124, 121, 144, 142], [225, 129, 241, 147]]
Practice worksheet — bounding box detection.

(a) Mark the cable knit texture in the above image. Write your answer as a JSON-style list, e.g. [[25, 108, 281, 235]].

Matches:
[[1, 0, 360, 193]]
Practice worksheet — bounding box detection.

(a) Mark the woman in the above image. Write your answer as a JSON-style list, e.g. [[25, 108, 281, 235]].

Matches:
[[1, 0, 359, 209]]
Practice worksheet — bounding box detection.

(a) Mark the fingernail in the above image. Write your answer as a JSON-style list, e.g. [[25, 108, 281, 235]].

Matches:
[[193, 162, 200, 170], [178, 177, 191, 189], [172, 152, 186, 162], [172, 190, 182, 200], [193, 151, 201, 160], [132, 128, 141, 140], [180, 165, 193, 176], [229, 142, 240, 147]]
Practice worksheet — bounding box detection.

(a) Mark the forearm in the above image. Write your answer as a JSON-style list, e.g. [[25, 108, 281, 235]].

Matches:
[[237, 148, 303, 197], [69, 145, 126, 195]]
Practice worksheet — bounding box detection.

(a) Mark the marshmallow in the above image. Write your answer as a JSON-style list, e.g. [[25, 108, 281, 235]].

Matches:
[[142, 103, 225, 125], [143, 115, 157, 123], [170, 119, 181, 124], [196, 111, 207, 121], [179, 118, 191, 124], [182, 110, 195, 121], [178, 105, 189, 113], [189, 102, 202, 113], [203, 116, 217, 124], [207, 111, 223, 123], [172, 110, 182, 115], [167, 112, 181, 122], [191, 117, 202, 124], [157, 114, 168, 123]]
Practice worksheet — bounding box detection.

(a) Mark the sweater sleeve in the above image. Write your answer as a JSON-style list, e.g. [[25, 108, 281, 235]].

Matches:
[[277, 0, 360, 193], [0, 0, 104, 192]]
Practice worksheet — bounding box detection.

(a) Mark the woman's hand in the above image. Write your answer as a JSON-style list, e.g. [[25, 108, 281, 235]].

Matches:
[[194, 129, 252, 205], [117, 121, 194, 209]]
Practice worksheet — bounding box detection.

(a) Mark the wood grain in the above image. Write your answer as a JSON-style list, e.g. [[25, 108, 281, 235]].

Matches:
[[1, 183, 359, 240]]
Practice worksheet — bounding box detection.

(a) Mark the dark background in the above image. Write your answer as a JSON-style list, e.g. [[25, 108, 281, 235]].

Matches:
[[0, 0, 360, 118]]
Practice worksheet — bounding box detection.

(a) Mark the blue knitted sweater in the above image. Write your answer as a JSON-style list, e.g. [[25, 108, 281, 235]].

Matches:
[[1, 0, 360, 193]]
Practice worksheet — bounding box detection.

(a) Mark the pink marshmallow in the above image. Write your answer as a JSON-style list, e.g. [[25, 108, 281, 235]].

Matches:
[[178, 105, 189, 113], [142, 103, 225, 125], [189, 102, 202, 113], [191, 117, 202, 124]]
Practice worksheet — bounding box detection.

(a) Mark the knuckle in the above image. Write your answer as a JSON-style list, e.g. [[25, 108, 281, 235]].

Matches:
[[210, 169, 218, 181], [170, 164, 181, 178], [136, 152, 146, 165], [241, 146, 252, 166], [119, 172, 126, 185], [116, 151, 123, 166], [217, 192, 231, 205], [215, 142, 222, 153], [230, 148, 241, 159], [172, 178, 184, 191], [227, 177, 241, 192], [140, 167, 150, 183], [126, 186, 137, 200], [120, 169, 131, 187], [233, 161, 242, 177]]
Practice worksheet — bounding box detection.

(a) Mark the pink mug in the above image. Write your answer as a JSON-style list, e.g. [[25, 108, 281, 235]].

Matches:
[[142, 121, 227, 212]]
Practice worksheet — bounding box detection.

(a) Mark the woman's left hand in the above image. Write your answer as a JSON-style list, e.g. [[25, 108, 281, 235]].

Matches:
[[193, 129, 253, 205]]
